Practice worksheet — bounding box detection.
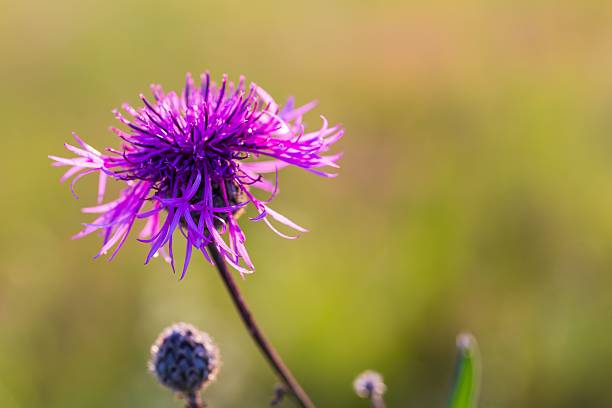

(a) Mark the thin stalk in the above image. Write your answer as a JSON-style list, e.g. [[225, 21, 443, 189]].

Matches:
[[207, 244, 315, 408], [184, 392, 203, 408], [371, 394, 386, 408]]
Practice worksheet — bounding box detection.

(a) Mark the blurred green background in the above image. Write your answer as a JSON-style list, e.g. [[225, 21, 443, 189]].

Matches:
[[2, 1, 612, 406]]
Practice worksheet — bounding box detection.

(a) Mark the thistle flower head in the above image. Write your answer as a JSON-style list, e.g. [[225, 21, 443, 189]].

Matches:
[[353, 370, 386, 400], [50, 72, 343, 276], [150, 323, 220, 395]]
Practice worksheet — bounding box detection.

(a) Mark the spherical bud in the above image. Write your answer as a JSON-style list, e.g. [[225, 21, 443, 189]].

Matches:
[[353, 370, 386, 399], [149, 323, 220, 395]]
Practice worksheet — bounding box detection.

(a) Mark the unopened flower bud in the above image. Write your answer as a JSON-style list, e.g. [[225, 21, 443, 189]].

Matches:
[[353, 370, 386, 399], [150, 323, 220, 396]]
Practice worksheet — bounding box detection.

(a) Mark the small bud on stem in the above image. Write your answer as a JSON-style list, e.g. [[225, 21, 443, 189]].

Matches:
[[149, 323, 220, 407], [353, 370, 387, 408]]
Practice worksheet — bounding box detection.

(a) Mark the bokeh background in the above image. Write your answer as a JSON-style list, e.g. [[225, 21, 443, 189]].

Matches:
[[2, 1, 612, 407]]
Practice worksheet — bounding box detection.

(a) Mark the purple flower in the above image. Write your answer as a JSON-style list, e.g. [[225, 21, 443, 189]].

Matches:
[[50, 72, 343, 277]]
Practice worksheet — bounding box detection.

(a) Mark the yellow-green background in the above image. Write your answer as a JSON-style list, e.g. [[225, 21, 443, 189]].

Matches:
[[2, 1, 612, 407]]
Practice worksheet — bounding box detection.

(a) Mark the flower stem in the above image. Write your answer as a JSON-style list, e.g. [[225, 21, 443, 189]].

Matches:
[[371, 395, 386, 408], [184, 392, 203, 408], [207, 244, 316, 408]]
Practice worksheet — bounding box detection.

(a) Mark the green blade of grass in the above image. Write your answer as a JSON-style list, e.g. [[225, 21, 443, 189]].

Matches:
[[449, 333, 481, 408]]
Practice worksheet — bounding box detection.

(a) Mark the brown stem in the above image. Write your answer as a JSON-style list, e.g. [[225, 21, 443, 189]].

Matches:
[[207, 244, 316, 408], [184, 392, 203, 408]]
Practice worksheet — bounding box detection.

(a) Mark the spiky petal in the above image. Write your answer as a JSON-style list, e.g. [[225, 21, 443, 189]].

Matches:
[[50, 72, 343, 276]]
